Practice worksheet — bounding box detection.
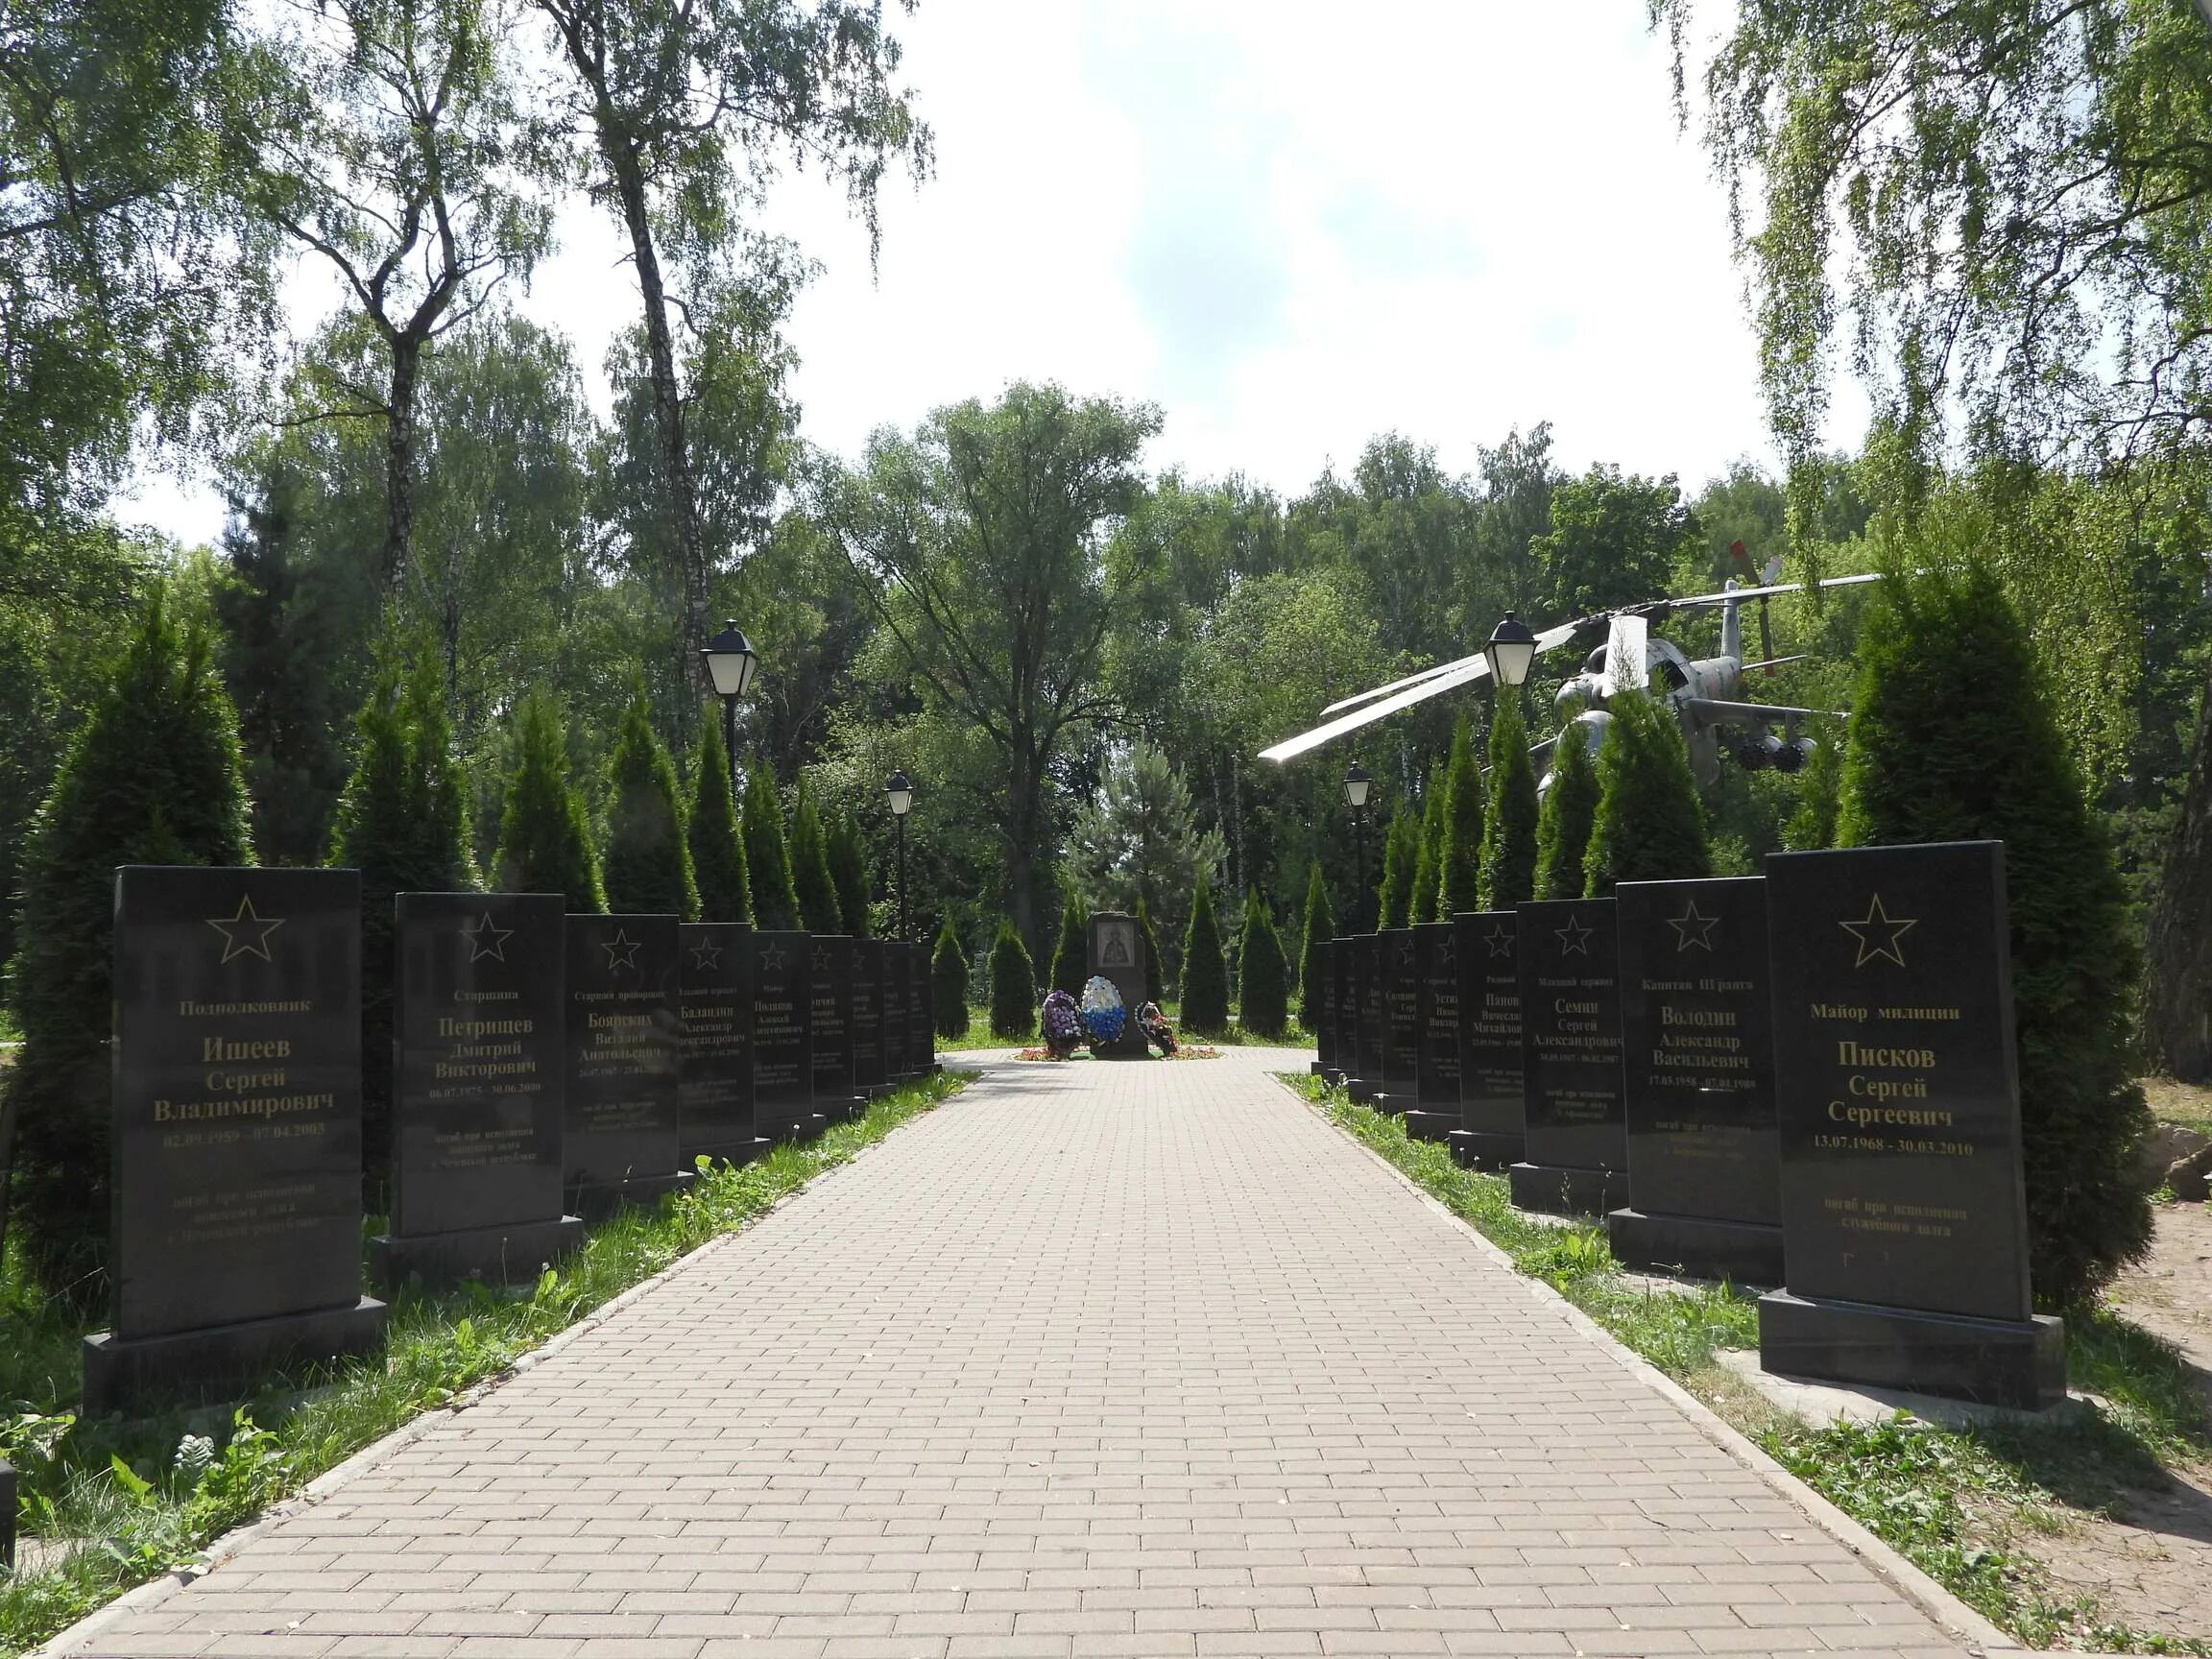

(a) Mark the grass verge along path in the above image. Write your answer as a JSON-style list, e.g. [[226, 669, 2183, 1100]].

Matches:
[[0, 1070, 967, 1658], [1287, 1073, 2212, 1656]]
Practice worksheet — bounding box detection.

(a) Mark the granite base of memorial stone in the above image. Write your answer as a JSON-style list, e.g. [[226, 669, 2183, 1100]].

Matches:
[[369, 1214, 584, 1294], [1344, 1076, 1372, 1102], [1758, 1289, 2065, 1412], [1448, 1129, 1524, 1170], [1507, 1161, 1628, 1216], [1605, 1207, 1784, 1285], [1, 1457, 13, 1570], [569, 1168, 695, 1221], [1400, 1110, 1457, 1142], [83, 1297, 388, 1419], [688, 1135, 773, 1167]]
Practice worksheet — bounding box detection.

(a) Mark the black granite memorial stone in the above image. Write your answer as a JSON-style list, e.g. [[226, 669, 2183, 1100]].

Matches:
[[1377, 928, 1421, 1112], [810, 935, 863, 1123], [852, 938, 886, 1094], [1348, 934, 1384, 1101], [87, 866, 386, 1416], [0, 1458, 12, 1570], [563, 913, 689, 1216], [753, 930, 821, 1138], [1310, 938, 1335, 1076], [1087, 913, 1149, 1058], [1403, 923, 1461, 1142], [879, 943, 910, 1083], [1758, 841, 2062, 1409], [370, 893, 579, 1292], [1605, 878, 1783, 1283], [904, 942, 934, 1074], [1509, 897, 1628, 1215], [1449, 910, 1527, 1171], [1329, 937, 1354, 1087], [680, 921, 768, 1168]]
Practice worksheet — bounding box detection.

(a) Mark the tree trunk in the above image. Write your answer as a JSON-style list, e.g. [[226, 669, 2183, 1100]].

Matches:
[[383, 338, 421, 604], [2144, 667, 2212, 1079], [609, 143, 710, 706]]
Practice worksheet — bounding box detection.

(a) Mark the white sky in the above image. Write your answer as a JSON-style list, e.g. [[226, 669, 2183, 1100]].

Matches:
[[118, 0, 1865, 548]]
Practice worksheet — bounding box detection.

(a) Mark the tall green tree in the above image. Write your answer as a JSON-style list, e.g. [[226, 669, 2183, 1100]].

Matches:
[[787, 780, 841, 933], [687, 715, 751, 924], [1583, 692, 1711, 894], [1135, 898, 1166, 999], [493, 689, 603, 909], [1047, 890, 1087, 998], [931, 919, 970, 1037], [0, 589, 253, 1299], [602, 692, 698, 917], [1236, 891, 1288, 1038], [1479, 693, 1540, 909], [1531, 465, 1697, 619], [1180, 875, 1229, 1032], [1534, 731, 1599, 902], [820, 383, 1162, 950], [328, 654, 474, 1205], [742, 765, 802, 930], [1838, 565, 2150, 1305], [828, 811, 872, 936], [1436, 714, 1484, 915], [1376, 804, 1420, 928], [1065, 742, 1225, 953], [1409, 762, 1447, 925], [987, 920, 1035, 1039], [1294, 864, 1334, 1032], [536, 0, 928, 699]]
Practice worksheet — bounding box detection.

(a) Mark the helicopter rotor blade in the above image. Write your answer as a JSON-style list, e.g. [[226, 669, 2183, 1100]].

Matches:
[[1681, 697, 1850, 725], [1739, 653, 1812, 673], [1318, 652, 1486, 717], [1667, 571, 1885, 608]]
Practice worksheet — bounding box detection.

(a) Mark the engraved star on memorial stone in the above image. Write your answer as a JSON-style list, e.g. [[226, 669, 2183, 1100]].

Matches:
[[1483, 925, 1514, 959], [600, 928, 643, 973], [206, 895, 285, 965], [1553, 914, 1594, 956], [759, 940, 788, 973], [690, 938, 724, 972], [1839, 893, 1916, 969], [463, 911, 515, 963], [1395, 940, 1415, 969], [1435, 939, 1455, 970], [1668, 901, 1719, 952], [812, 945, 833, 974]]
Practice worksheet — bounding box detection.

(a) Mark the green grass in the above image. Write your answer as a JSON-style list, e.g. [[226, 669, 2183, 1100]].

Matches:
[[1284, 1073, 2212, 1656], [0, 1070, 968, 1657]]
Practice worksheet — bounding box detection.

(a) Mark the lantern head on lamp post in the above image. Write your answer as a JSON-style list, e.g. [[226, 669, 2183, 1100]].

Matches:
[[700, 620, 759, 808], [885, 771, 914, 941], [1342, 760, 1373, 931], [1484, 611, 1538, 689]]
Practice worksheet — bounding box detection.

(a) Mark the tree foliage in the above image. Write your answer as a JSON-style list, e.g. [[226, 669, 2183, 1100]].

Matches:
[[742, 765, 801, 931], [1047, 890, 1087, 998], [787, 780, 841, 933], [1066, 742, 1224, 953], [493, 689, 603, 909], [828, 810, 871, 936], [687, 713, 751, 924], [602, 690, 698, 917], [1179, 875, 1229, 1032], [1376, 804, 1419, 929], [1583, 691, 1711, 894], [1295, 863, 1334, 1032], [1409, 762, 1446, 925], [1534, 729, 1599, 902], [1436, 714, 1484, 915], [931, 918, 969, 1037], [1479, 692, 1539, 909], [1838, 565, 2150, 1305], [1236, 891, 1288, 1038], [987, 920, 1035, 1039]]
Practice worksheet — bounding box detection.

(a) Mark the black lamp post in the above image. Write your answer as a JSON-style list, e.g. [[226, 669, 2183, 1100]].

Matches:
[[1483, 611, 1538, 690], [1342, 760, 1373, 931], [885, 770, 914, 941], [700, 619, 759, 808]]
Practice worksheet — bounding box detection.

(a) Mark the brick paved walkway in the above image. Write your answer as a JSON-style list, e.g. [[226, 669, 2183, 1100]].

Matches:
[[50, 1049, 1978, 1659]]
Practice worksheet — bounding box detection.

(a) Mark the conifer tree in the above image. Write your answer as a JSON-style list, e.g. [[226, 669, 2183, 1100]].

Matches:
[[1, 589, 253, 1298], [329, 655, 474, 1210], [1377, 803, 1419, 927], [787, 780, 841, 933], [1237, 891, 1289, 1037], [1048, 889, 1087, 996], [494, 691, 605, 910], [988, 920, 1037, 1038], [1295, 863, 1334, 1031], [1582, 691, 1711, 894], [1437, 714, 1485, 915], [932, 919, 971, 1037], [1479, 693, 1540, 909], [1180, 875, 1230, 1031], [741, 765, 802, 930], [828, 811, 871, 935], [1410, 763, 1447, 924], [1534, 727, 1599, 901], [1135, 898, 1166, 998], [1838, 565, 2150, 1304], [602, 693, 699, 918], [1782, 732, 1841, 851], [687, 715, 752, 924]]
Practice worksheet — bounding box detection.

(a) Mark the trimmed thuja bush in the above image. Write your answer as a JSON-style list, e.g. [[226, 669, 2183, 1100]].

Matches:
[[1582, 689, 1710, 894], [2, 587, 253, 1300], [1839, 564, 2151, 1305], [1047, 890, 1086, 996], [1294, 863, 1333, 1030], [494, 690, 604, 909], [1237, 891, 1289, 1038], [829, 811, 871, 935], [328, 655, 474, 1210], [1436, 714, 1484, 916], [1479, 692, 1539, 909], [688, 713, 752, 923], [788, 781, 841, 934], [1534, 726, 1598, 901], [742, 765, 802, 930], [1410, 761, 1448, 924], [932, 920, 971, 1037], [602, 692, 699, 918], [1180, 876, 1229, 1032], [988, 921, 1037, 1038], [1376, 803, 1419, 927]]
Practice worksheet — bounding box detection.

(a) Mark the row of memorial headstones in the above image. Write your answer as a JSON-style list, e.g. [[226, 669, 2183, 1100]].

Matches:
[[1310, 841, 2063, 1412], [84, 868, 939, 1418]]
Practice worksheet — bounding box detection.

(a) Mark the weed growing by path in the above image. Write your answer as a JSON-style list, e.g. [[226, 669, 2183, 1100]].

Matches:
[[1287, 1074, 2212, 1655], [0, 1070, 967, 1657]]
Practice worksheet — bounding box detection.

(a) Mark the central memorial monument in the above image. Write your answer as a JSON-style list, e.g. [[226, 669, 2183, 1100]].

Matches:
[[1509, 897, 1627, 1214], [1758, 841, 2063, 1409], [1087, 912, 1149, 1058]]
